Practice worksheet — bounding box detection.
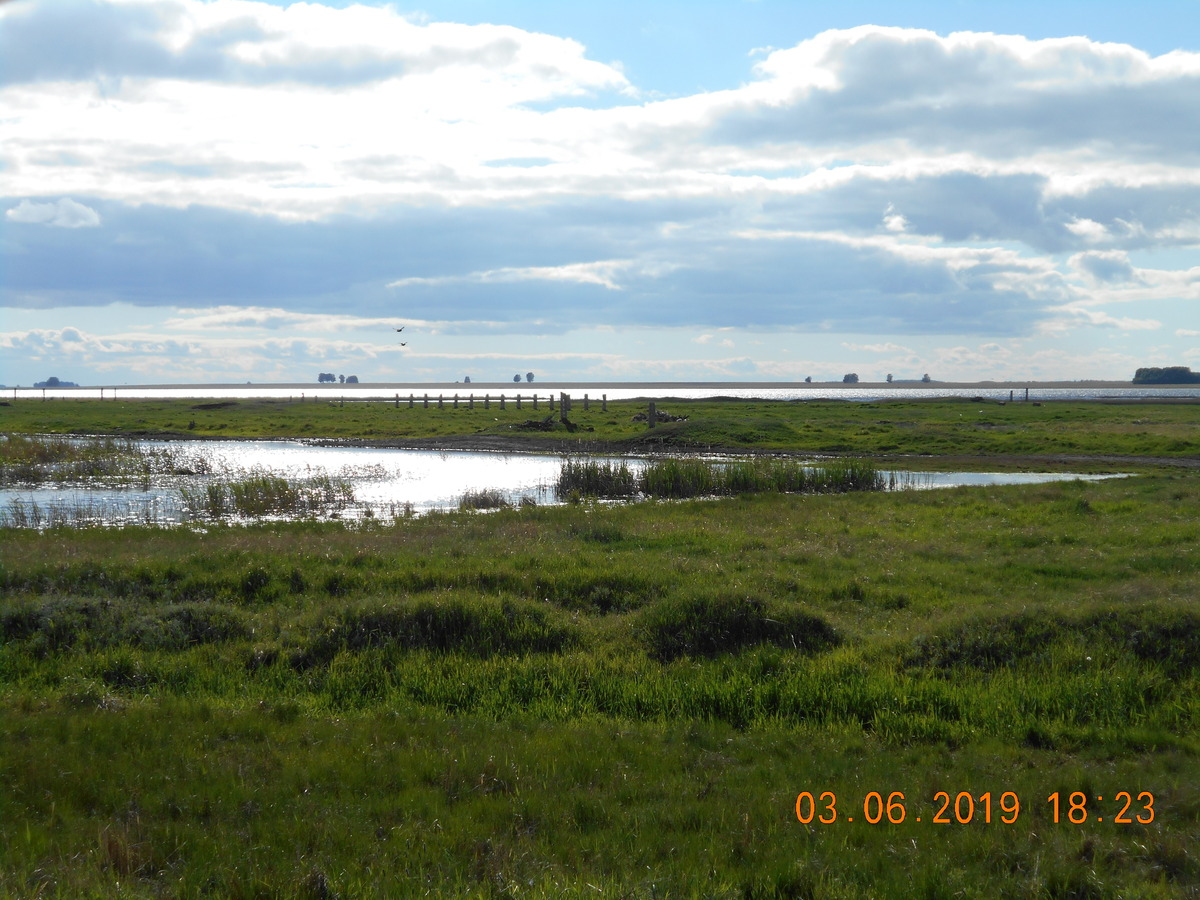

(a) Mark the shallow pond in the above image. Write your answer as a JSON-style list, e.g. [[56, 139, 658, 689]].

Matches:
[[0, 438, 1124, 527]]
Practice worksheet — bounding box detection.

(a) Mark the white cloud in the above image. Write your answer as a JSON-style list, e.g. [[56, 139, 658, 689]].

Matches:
[[2, 10, 1199, 382], [841, 341, 912, 354], [1044, 305, 1161, 331], [6, 198, 101, 228], [389, 260, 655, 292]]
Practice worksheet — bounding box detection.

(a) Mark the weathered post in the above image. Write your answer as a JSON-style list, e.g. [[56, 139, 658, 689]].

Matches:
[[560, 392, 571, 424], [423, 393, 429, 408], [549, 394, 555, 412], [500, 394, 505, 410], [395, 393, 399, 408], [647, 401, 657, 429], [484, 395, 490, 410], [584, 394, 589, 411], [409, 394, 414, 408], [340, 396, 344, 407], [469, 394, 475, 409], [516, 394, 521, 410], [454, 394, 459, 409], [602, 394, 607, 412], [438, 394, 444, 410], [533, 394, 538, 410]]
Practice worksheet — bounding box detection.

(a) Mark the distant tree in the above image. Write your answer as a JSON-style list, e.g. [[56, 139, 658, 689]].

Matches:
[[318, 372, 336, 383], [526, 372, 535, 383], [34, 376, 77, 387], [842, 373, 859, 384], [1133, 366, 1200, 384], [513, 374, 521, 383], [921, 373, 931, 383], [804, 376, 812, 384], [464, 376, 471, 384], [346, 375, 359, 384], [886, 373, 893, 383], [338, 374, 345, 384]]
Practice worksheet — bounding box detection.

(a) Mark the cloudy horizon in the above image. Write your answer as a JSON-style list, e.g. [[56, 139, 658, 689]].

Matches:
[[2, 0, 1198, 386]]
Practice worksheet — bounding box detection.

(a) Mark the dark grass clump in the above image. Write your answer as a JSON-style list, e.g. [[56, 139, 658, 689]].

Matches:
[[906, 603, 1200, 676], [641, 593, 840, 661], [1, 597, 250, 656], [293, 596, 577, 668]]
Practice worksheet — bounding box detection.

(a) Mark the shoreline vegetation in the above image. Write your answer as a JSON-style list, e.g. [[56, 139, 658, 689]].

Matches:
[[1, 399, 1198, 897]]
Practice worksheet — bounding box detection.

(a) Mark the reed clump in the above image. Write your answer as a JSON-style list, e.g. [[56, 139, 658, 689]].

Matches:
[[180, 472, 355, 520], [458, 488, 511, 511], [0, 434, 209, 485], [556, 458, 639, 498], [556, 456, 886, 500]]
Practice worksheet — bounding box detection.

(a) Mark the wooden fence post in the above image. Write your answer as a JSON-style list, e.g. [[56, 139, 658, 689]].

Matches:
[[602, 394, 607, 412], [423, 393, 429, 408], [648, 401, 656, 428], [584, 394, 589, 411], [438, 394, 444, 409]]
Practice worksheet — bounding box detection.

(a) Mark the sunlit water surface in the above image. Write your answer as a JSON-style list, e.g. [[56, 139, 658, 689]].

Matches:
[[0, 440, 1125, 527]]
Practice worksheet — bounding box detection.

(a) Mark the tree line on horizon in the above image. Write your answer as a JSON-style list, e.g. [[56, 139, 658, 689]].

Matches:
[[1132, 366, 1200, 384]]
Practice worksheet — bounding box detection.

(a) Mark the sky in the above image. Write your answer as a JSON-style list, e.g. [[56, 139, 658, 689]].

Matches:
[[2, 0, 1199, 386]]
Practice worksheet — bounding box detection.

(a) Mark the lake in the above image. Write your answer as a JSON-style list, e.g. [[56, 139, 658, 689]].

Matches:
[[0, 439, 1124, 528]]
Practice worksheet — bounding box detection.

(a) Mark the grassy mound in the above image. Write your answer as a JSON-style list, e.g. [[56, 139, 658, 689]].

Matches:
[[907, 603, 1200, 676], [641, 592, 840, 661], [292, 596, 577, 668]]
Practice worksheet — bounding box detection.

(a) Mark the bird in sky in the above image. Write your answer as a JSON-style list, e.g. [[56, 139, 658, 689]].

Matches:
[[399, 342, 407, 347], [395, 327, 405, 333]]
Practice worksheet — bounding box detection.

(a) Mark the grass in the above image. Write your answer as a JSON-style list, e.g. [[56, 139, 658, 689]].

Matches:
[[1, 400, 1199, 896], [1, 472, 1199, 896], [3, 395, 1199, 461]]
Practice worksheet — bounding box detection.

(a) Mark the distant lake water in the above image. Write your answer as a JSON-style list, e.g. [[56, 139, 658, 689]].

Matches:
[[8, 382, 1200, 402]]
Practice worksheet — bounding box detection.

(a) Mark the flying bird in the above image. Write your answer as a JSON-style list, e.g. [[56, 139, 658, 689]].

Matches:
[[395, 327, 405, 333], [399, 342, 407, 347]]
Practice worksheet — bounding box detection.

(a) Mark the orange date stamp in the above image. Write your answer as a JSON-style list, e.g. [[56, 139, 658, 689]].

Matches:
[[795, 790, 1155, 825]]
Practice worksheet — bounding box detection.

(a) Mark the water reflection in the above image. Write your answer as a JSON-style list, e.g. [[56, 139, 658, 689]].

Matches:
[[0, 438, 1124, 528]]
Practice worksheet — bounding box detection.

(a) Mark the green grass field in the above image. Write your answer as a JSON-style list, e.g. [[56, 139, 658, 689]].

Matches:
[[3, 395, 1199, 461], [1, 400, 1198, 897]]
